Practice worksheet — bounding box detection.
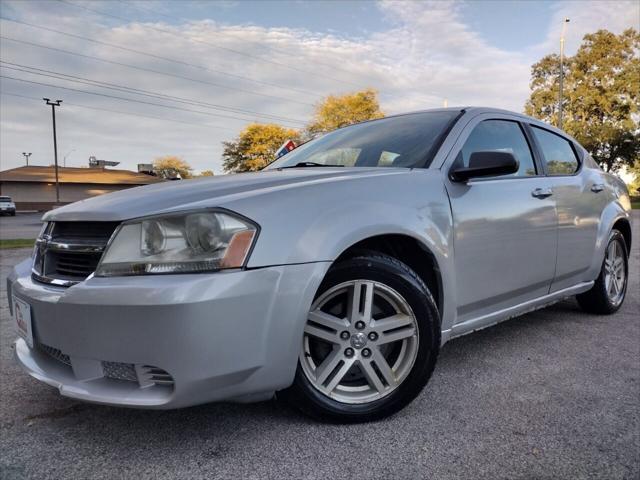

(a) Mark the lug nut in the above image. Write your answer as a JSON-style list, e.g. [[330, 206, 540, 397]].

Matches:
[[344, 347, 354, 358], [340, 331, 350, 340], [368, 332, 378, 341], [355, 321, 366, 330], [362, 348, 371, 358]]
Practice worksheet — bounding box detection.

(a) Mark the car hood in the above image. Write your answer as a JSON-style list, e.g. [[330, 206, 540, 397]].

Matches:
[[44, 168, 409, 222]]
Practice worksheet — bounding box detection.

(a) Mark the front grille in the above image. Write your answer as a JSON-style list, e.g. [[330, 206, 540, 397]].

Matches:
[[52, 251, 103, 277], [52, 221, 120, 242], [32, 221, 119, 286]]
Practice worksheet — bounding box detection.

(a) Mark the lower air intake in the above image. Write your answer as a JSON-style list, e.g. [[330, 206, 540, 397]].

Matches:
[[102, 361, 138, 383], [138, 365, 175, 388], [39, 343, 71, 366]]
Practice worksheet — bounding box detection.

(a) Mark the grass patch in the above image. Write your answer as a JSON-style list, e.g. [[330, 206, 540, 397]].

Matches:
[[0, 239, 35, 249], [631, 200, 640, 210]]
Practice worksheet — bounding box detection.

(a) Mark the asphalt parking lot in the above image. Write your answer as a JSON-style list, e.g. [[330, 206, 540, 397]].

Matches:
[[0, 214, 638, 480], [0, 213, 43, 240]]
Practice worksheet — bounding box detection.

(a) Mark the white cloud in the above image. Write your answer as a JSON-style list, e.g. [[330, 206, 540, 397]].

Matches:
[[530, 0, 639, 57], [0, 0, 637, 174]]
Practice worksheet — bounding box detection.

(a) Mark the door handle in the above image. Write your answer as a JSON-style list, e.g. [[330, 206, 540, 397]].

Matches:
[[591, 183, 605, 193], [531, 187, 553, 199]]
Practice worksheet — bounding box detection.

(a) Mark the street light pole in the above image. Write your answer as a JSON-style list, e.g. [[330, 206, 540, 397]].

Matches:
[[44, 98, 62, 204], [22, 152, 32, 166], [558, 17, 570, 129]]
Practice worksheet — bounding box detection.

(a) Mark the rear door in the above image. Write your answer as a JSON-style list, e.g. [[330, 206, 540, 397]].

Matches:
[[443, 114, 558, 325], [528, 125, 604, 292]]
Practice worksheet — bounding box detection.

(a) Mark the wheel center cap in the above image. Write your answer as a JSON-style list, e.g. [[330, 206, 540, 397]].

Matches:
[[350, 332, 367, 349]]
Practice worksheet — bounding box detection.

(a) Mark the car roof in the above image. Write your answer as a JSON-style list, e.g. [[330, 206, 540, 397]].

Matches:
[[378, 106, 580, 146]]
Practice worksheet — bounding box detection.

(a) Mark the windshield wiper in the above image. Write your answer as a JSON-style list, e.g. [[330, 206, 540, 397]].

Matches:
[[279, 161, 344, 169]]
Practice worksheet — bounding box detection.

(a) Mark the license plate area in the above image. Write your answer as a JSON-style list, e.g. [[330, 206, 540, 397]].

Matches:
[[12, 296, 34, 348]]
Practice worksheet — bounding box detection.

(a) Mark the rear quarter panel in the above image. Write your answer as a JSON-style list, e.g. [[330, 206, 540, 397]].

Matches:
[[587, 168, 633, 280]]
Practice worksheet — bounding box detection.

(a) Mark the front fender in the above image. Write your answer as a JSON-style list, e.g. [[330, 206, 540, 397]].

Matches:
[[222, 169, 457, 335], [224, 170, 453, 267]]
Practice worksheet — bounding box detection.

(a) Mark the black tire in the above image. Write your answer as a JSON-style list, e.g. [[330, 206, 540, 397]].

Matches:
[[279, 254, 441, 423], [576, 229, 629, 314]]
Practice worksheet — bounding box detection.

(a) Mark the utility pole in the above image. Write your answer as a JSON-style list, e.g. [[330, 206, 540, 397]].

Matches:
[[44, 98, 62, 204], [558, 17, 570, 129], [22, 152, 32, 166]]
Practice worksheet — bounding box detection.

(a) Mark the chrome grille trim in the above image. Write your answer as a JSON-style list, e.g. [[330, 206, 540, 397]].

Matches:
[[32, 221, 119, 287], [37, 239, 106, 253]]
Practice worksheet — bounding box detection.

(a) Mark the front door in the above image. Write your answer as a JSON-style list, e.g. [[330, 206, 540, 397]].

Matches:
[[444, 115, 558, 325]]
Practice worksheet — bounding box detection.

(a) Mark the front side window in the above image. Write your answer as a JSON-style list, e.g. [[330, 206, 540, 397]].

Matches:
[[530, 126, 579, 175], [458, 120, 537, 177], [267, 111, 461, 170]]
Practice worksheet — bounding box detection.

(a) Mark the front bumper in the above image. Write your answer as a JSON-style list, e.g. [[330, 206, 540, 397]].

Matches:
[[8, 258, 329, 408]]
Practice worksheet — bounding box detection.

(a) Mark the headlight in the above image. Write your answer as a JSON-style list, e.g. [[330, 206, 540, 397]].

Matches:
[[95, 210, 258, 277]]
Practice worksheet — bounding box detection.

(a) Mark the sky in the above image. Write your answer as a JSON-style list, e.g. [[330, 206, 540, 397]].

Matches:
[[0, 0, 638, 174]]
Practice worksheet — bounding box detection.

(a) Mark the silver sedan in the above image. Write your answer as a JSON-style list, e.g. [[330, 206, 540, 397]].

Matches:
[[8, 107, 632, 422]]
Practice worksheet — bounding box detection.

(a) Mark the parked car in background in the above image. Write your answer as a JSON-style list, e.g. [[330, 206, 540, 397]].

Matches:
[[8, 107, 632, 422], [0, 196, 16, 216]]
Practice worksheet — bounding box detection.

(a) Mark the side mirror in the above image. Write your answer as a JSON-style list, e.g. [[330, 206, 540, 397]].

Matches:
[[449, 151, 519, 182]]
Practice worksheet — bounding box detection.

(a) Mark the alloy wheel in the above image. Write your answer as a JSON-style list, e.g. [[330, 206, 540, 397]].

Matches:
[[604, 239, 626, 306], [300, 280, 419, 404]]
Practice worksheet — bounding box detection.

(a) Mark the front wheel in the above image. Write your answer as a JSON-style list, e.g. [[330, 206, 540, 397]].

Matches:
[[577, 229, 629, 314], [279, 254, 440, 423]]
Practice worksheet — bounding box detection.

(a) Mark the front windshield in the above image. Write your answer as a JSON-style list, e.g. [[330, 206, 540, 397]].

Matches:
[[267, 110, 461, 170]]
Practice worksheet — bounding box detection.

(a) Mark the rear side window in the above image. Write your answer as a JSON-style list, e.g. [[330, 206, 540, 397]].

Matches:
[[531, 126, 579, 175], [459, 120, 537, 177]]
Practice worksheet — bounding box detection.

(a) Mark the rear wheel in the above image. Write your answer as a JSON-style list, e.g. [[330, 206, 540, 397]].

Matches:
[[577, 230, 628, 314], [279, 254, 440, 423]]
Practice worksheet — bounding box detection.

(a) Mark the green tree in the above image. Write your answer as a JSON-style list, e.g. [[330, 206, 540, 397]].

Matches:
[[153, 155, 193, 179], [628, 160, 640, 196], [222, 123, 300, 173], [525, 29, 639, 172], [306, 88, 384, 136], [198, 170, 215, 177]]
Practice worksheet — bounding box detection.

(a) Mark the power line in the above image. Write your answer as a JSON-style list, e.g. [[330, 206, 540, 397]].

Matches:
[[0, 62, 307, 125], [0, 17, 321, 98], [0, 75, 303, 127], [0, 35, 315, 107], [57, 0, 364, 89], [115, 0, 361, 80], [0, 62, 307, 124], [0, 16, 450, 106], [1, 91, 237, 131], [0, 15, 453, 108], [108, 5, 454, 107]]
